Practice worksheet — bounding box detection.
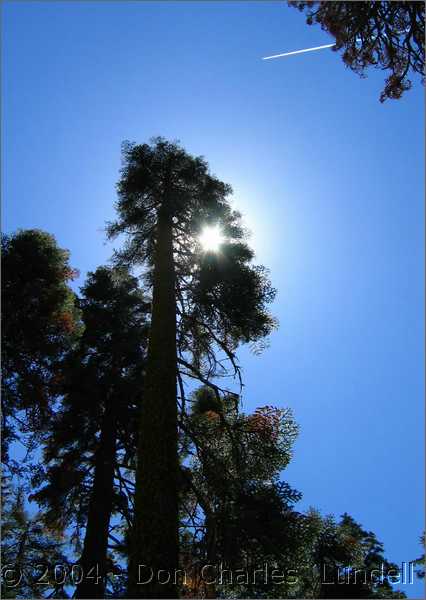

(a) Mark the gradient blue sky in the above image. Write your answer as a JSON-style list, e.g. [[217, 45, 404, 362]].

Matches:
[[3, 1, 424, 596]]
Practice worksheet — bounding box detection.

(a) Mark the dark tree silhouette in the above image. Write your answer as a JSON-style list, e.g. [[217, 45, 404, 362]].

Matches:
[[180, 387, 301, 598], [289, 1, 425, 102], [412, 533, 425, 580], [177, 394, 407, 600], [1, 484, 71, 599], [1, 230, 80, 467], [292, 510, 406, 598], [31, 267, 149, 599], [74, 267, 149, 598], [107, 138, 276, 597]]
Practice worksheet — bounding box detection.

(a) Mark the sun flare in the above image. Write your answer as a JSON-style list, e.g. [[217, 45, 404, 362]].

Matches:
[[199, 225, 224, 252]]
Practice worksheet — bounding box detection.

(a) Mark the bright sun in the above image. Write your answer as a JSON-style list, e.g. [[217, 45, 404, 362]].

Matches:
[[199, 225, 224, 252]]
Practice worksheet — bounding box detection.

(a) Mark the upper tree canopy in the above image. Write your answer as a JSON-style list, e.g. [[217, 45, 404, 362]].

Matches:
[[107, 138, 276, 381], [289, 1, 425, 102], [1, 229, 80, 465]]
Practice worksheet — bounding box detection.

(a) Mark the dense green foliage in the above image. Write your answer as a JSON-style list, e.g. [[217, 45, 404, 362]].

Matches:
[[289, 1, 425, 102], [180, 388, 302, 598], [1, 229, 80, 467], [31, 266, 149, 598]]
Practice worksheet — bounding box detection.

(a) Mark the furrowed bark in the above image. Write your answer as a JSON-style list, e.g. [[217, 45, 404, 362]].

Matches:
[[128, 206, 179, 598], [75, 396, 118, 599]]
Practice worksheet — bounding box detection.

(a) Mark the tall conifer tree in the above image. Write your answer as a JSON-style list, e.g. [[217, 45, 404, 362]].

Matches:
[[32, 267, 149, 598], [1, 229, 80, 468], [108, 138, 276, 597]]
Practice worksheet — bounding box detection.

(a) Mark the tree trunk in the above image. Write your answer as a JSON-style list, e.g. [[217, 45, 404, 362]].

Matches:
[[75, 397, 118, 599], [203, 512, 217, 598], [128, 208, 179, 598]]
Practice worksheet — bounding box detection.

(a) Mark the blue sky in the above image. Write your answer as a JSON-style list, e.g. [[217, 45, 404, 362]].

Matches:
[[3, 1, 424, 596]]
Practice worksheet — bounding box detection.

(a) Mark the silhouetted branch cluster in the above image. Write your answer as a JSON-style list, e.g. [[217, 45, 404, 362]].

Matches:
[[289, 1, 425, 101]]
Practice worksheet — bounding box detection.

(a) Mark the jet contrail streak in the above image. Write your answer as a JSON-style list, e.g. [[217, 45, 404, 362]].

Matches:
[[262, 43, 335, 60]]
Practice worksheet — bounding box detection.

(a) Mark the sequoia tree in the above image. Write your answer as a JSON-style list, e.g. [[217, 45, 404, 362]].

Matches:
[[289, 1, 425, 102], [107, 138, 276, 597]]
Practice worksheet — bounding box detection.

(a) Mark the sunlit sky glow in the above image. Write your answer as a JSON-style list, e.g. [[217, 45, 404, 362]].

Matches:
[[199, 224, 224, 252]]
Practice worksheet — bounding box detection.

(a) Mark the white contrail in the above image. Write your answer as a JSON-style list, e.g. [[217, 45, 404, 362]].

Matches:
[[262, 43, 335, 60]]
